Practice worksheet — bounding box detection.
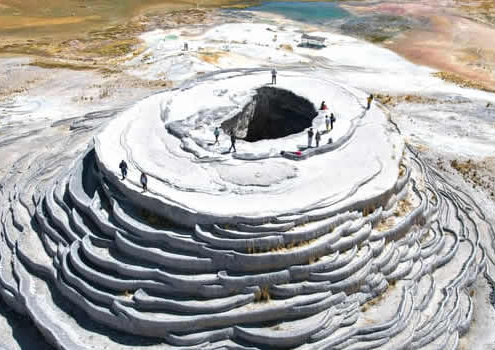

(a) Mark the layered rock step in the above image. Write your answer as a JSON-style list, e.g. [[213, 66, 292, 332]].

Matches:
[[0, 70, 491, 349], [0, 145, 484, 349]]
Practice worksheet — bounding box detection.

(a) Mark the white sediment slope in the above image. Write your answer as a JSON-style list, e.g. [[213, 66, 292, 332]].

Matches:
[[0, 11, 494, 350]]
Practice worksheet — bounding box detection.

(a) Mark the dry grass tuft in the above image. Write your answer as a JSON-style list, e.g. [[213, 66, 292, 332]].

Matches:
[[279, 44, 293, 51], [432, 71, 495, 93], [198, 51, 227, 64], [29, 59, 98, 71], [363, 205, 376, 217], [375, 93, 438, 107], [255, 286, 271, 303], [375, 217, 395, 232], [85, 38, 140, 57], [395, 198, 413, 217]]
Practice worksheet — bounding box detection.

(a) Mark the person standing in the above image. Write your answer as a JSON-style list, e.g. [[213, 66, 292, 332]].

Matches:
[[315, 130, 321, 147], [140, 172, 148, 192], [366, 94, 374, 110], [214, 127, 220, 145], [307, 127, 314, 148], [325, 115, 330, 131], [271, 68, 277, 85], [330, 113, 336, 130], [119, 160, 128, 180], [229, 130, 237, 153]]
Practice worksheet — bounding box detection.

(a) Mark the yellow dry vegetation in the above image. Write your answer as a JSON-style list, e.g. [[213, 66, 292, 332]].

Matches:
[[395, 197, 412, 217], [123, 290, 134, 298], [254, 286, 271, 303], [86, 39, 140, 57], [432, 71, 495, 93], [29, 59, 98, 71], [375, 217, 395, 232], [198, 51, 228, 64], [279, 44, 293, 52]]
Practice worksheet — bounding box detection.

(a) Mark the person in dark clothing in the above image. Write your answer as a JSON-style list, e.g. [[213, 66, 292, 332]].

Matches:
[[229, 130, 237, 153], [119, 160, 128, 180], [140, 172, 148, 192], [214, 127, 220, 145], [320, 101, 328, 110], [315, 130, 321, 147], [307, 127, 314, 148], [330, 113, 336, 130], [271, 68, 277, 85], [367, 94, 374, 110]]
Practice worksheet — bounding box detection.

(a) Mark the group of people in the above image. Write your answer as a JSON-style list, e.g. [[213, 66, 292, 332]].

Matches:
[[214, 126, 237, 152], [320, 101, 336, 131], [307, 94, 373, 148], [117, 70, 375, 191], [306, 101, 337, 148], [119, 160, 148, 192]]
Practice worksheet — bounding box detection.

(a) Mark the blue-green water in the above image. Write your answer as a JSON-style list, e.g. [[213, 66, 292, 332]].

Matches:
[[247, 1, 351, 24]]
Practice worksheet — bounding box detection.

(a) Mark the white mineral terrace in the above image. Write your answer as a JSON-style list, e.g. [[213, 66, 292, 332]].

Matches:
[[95, 72, 403, 223], [0, 16, 494, 350]]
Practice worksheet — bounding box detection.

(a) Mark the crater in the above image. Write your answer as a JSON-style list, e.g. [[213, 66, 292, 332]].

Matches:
[[221, 86, 318, 142]]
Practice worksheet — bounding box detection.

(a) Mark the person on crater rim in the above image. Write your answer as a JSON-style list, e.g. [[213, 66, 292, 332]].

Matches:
[[330, 113, 336, 130], [213, 127, 220, 145], [315, 130, 321, 147], [320, 101, 328, 110], [140, 172, 148, 192], [367, 94, 374, 110], [271, 68, 277, 85], [325, 115, 330, 131], [119, 160, 128, 180], [307, 127, 314, 148], [228, 130, 237, 153]]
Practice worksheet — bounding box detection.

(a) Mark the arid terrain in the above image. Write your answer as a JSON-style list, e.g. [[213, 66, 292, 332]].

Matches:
[[1, 0, 494, 91]]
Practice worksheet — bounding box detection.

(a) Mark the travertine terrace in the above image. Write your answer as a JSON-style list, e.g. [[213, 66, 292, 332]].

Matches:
[[0, 69, 492, 349]]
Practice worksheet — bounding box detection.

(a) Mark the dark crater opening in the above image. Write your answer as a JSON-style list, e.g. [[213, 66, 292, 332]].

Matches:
[[221, 87, 318, 142]]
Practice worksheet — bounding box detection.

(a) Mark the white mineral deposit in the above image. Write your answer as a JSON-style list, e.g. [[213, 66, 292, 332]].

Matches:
[[0, 6, 494, 350]]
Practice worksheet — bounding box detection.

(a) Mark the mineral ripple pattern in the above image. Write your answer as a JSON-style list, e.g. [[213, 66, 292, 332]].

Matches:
[[0, 71, 493, 350]]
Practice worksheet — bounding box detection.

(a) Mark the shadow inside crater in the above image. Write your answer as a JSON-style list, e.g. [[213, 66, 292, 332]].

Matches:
[[221, 86, 318, 142]]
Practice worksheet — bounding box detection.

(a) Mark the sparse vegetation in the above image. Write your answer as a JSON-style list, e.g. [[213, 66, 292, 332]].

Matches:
[[375, 93, 439, 107], [29, 60, 98, 71], [432, 71, 495, 93], [255, 286, 271, 303], [279, 44, 293, 52], [395, 197, 412, 217], [450, 158, 495, 199], [198, 51, 228, 64], [363, 205, 376, 217], [375, 217, 395, 232]]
